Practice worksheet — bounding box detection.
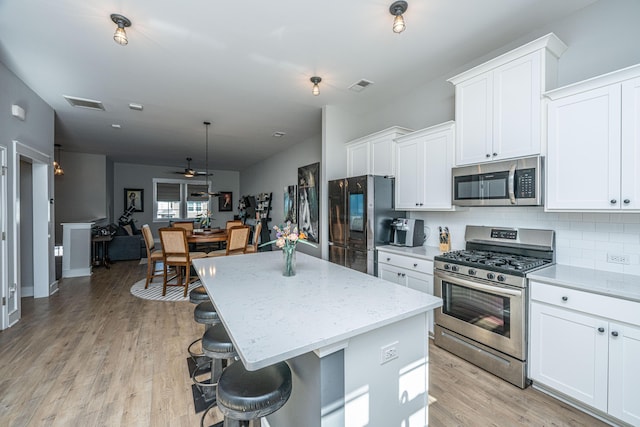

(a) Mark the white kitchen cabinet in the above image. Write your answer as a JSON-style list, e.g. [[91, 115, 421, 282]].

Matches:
[[377, 250, 434, 336], [529, 281, 640, 425], [448, 33, 566, 166], [546, 65, 640, 211], [394, 121, 455, 210], [346, 126, 412, 177]]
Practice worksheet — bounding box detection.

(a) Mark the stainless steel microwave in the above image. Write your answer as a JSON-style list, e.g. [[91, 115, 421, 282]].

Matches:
[[452, 156, 543, 206]]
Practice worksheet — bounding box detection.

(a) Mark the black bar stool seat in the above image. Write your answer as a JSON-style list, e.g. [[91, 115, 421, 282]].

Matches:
[[216, 361, 292, 423], [190, 285, 210, 304], [194, 301, 220, 324]]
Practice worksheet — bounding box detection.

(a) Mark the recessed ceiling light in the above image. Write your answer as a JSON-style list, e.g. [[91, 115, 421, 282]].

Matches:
[[272, 131, 286, 138], [111, 124, 121, 129], [129, 103, 143, 111]]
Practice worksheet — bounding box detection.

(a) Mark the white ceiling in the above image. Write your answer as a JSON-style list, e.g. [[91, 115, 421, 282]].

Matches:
[[0, 0, 596, 172]]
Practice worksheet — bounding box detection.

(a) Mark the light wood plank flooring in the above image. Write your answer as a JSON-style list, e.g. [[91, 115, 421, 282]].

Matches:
[[0, 260, 609, 427]]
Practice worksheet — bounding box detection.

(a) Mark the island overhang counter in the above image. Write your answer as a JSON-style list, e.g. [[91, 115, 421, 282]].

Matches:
[[193, 251, 442, 427]]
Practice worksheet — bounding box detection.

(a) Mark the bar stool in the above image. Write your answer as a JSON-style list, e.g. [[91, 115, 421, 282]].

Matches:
[[212, 360, 292, 427], [195, 323, 238, 420], [189, 285, 210, 304], [188, 301, 220, 366]]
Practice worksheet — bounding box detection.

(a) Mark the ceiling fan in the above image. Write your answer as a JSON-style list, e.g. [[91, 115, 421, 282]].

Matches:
[[191, 122, 220, 197], [172, 157, 210, 178]]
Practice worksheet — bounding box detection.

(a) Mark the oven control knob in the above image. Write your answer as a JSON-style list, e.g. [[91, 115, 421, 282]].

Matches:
[[451, 265, 459, 272], [468, 269, 476, 276], [444, 264, 451, 270], [487, 273, 495, 280], [497, 275, 506, 282]]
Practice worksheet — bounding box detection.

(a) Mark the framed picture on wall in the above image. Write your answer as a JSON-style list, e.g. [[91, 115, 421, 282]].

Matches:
[[219, 191, 233, 212], [298, 162, 320, 243], [124, 188, 143, 212]]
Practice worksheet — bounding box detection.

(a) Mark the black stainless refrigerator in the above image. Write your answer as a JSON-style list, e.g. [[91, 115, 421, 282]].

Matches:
[[328, 175, 402, 275]]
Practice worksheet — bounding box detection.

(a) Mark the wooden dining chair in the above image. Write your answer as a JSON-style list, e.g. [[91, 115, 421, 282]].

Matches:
[[225, 220, 243, 230], [208, 226, 251, 257], [244, 221, 262, 254], [141, 224, 164, 288], [158, 227, 208, 297], [172, 221, 195, 234]]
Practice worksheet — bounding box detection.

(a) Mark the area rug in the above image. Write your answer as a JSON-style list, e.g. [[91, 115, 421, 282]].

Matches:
[[129, 278, 200, 302]]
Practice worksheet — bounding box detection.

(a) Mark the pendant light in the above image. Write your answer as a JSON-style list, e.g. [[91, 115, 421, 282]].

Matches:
[[191, 121, 220, 197], [310, 76, 322, 96], [53, 144, 64, 176], [111, 14, 131, 46], [389, 1, 408, 34]]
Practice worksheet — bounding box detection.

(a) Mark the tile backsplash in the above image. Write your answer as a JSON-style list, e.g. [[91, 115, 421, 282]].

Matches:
[[411, 207, 640, 276]]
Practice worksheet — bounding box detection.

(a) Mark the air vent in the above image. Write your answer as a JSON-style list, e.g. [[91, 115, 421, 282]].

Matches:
[[348, 79, 374, 92], [63, 95, 105, 111]]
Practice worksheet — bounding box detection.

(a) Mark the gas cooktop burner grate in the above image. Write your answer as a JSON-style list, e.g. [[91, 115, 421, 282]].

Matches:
[[435, 249, 551, 275]]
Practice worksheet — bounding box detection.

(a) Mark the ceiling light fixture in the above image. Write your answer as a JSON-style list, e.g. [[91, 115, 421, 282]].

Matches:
[[389, 1, 408, 33], [191, 122, 220, 198], [310, 76, 322, 96], [53, 144, 64, 176], [110, 14, 132, 46]]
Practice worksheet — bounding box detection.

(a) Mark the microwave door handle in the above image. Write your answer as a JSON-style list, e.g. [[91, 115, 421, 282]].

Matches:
[[508, 164, 516, 204]]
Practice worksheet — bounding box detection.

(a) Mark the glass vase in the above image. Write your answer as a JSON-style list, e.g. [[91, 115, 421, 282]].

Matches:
[[282, 245, 296, 277]]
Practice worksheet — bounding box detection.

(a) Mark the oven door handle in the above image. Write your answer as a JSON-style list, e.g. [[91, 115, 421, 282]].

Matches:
[[436, 272, 522, 297], [508, 163, 516, 205]]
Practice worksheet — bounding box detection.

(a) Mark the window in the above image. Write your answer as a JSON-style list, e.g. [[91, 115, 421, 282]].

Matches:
[[153, 178, 210, 221]]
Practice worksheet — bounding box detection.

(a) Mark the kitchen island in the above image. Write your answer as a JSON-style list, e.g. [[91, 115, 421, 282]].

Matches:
[[193, 251, 442, 427]]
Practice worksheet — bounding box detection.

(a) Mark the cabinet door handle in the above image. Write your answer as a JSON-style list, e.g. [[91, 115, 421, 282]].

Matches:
[[624, 199, 630, 204], [598, 327, 605, 333], [486, 153, 491, 158], [386, 257, 391, 261], [610, 199, 617, 204], [561, 296, 568, 302], [493, 152, 498, 157], [611, 331, 619, 337], [413, 263, 418, 267], [397, 272, 401, 277], [415, 203, 419, 206], [401, 273, 406, 277]]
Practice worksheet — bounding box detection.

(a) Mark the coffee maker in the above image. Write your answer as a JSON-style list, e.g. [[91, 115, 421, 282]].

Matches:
[[390, 218, 425, 247]]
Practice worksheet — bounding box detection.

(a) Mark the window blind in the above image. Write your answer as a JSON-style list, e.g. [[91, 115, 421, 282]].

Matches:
[[156, 182, 180, 201]]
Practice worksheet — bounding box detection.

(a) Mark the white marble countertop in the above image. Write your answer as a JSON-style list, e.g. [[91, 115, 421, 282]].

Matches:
[[376, 245, 443, 261], [527, 264, 640, 303], [193, 251, 443, 370]]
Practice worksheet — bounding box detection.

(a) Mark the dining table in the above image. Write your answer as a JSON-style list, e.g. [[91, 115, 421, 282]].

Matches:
[[186, 228, 227, 251]]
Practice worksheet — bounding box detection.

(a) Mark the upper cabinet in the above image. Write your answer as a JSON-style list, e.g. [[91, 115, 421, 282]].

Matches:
[[395, 121, 456, 211], [545, 65, 640, 211], [448, 33, 567, 166], [346, 126, 413, 177]]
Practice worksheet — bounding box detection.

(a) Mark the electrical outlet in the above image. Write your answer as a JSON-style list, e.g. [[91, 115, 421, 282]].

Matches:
[[607, 253, 630, 265], [380, 342, 399, 364]]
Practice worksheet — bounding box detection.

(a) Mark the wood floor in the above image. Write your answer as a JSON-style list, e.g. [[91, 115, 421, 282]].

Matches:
[[0, 260, 610, 427]]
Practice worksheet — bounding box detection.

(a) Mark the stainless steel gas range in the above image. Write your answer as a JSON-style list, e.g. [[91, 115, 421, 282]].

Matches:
[[433, 225, 555, 388]]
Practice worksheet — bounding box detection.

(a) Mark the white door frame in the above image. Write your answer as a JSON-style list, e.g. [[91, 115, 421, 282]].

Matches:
[[5, 141, 51, 328], [0, 145, 8, 330]]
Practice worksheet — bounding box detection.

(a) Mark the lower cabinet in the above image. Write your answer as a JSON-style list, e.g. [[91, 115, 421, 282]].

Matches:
[[529, 281, 640, 425], [377, 250, 434, 336]]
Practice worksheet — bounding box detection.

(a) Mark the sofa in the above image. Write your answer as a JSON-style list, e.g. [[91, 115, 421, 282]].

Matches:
[[108, 221, 145, 261]]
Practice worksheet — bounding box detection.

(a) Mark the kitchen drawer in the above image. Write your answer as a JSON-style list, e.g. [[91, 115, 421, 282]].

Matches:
[[530, 281, 640, 326], [377, 251, 433, 274]]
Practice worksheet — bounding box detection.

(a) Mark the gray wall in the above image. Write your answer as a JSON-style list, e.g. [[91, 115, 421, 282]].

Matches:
[[54, 151, 108, 243], [240, 134, 322, 257], [0, 59, 56, 299], [113, 162, 240, 237]]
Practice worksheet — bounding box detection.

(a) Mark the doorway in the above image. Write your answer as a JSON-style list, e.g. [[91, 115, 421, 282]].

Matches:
[[0, 146, 7, 330], [3, 142, 51, 330]]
